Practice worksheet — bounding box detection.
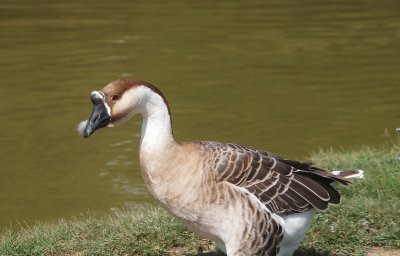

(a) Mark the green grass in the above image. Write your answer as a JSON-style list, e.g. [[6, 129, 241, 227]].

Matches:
[[0, 147, 399, 256], [0, 209, 217, 256], [300, 146, 400, 256]]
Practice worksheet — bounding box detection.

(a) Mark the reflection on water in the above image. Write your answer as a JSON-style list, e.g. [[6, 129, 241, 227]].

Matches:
[[0, 0, 399, 229], [103, 139, 149, 199]]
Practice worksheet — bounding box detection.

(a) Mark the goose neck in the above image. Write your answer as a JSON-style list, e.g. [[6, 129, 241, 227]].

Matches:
[[139, 94, 176, 156]]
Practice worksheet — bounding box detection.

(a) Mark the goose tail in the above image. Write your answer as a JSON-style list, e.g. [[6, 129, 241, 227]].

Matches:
[[331, 169, 364, 179]]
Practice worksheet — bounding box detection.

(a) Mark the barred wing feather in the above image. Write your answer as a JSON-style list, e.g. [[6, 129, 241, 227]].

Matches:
[[199, 141, 350, 213]]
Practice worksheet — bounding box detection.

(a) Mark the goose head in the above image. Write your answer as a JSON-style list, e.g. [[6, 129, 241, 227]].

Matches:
[[77, 79, 169, 138]]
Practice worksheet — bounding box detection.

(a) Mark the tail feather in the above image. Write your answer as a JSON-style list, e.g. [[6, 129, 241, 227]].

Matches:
[[332, 169, 364, 179]]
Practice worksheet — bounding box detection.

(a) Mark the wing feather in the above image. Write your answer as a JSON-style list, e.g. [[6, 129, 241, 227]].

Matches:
[[199, 141, 349, 213]]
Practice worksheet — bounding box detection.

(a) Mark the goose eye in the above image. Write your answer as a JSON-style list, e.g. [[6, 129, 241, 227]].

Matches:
[[111, 94, 120, 101]]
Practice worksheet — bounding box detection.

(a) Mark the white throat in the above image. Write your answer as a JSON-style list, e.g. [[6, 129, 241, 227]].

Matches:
[[136, 87, 175, 155], [114, 85, 176, 179]]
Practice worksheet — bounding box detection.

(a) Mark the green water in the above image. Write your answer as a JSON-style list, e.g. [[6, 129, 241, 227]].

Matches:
[[0, 0, 399, 229]]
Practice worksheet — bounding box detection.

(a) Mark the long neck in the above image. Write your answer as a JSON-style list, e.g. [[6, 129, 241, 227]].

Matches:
[[139, 92, 176, 157]]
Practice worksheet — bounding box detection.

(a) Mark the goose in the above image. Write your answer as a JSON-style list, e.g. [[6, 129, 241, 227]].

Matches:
[[77, 79, 364, 256]]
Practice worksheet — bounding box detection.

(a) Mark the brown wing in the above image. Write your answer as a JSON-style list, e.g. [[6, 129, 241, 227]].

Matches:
[[199, 141, 350, 213]]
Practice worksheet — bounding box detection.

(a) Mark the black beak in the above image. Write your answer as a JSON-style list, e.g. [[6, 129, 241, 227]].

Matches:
[[83, 92, 111, 138]]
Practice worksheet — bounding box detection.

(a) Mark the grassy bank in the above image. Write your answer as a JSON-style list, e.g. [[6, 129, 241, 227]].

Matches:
[[0, 147, 399, 256]]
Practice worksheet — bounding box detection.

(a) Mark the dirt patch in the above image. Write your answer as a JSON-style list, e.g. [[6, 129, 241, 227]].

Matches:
[[368, 247, 400, 256]]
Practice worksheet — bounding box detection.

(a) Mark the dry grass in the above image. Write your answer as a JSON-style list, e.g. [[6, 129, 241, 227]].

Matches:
[[368, 247, 400, 256]]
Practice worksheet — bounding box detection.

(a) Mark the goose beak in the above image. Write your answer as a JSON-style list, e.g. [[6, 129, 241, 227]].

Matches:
[[83, 91, 111, 138]]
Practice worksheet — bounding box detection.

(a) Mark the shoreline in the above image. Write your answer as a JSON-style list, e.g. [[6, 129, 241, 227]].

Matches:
[[1, 146, 399, 255]]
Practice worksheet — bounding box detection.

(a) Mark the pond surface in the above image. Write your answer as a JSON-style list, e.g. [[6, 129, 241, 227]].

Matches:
[[0, 0, 399, 230]]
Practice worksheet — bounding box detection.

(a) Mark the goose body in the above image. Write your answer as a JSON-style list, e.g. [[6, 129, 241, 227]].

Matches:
[[78, 79, 363, 256]]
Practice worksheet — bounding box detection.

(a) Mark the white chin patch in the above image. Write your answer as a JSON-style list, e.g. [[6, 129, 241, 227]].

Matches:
[[77, 120, 88, 137]]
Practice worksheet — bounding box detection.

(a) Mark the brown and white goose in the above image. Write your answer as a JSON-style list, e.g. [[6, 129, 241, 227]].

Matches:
[[77, 79, 363, 256]]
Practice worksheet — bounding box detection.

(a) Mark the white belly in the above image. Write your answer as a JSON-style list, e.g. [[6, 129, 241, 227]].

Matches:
[[277, 209, 316, 256]]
